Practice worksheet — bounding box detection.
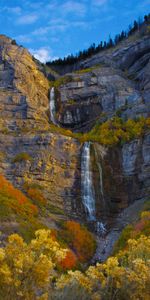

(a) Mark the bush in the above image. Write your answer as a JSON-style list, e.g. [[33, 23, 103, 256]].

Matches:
[[58, 221, 96, 263], [0, 230, 67, 300], [56, 235, 150, 300], [0, 175, 44, 241], [79, 116, 150, 146], [113, 225, 133, 253], [58, 250, 77, 271], [0, 175, 38, 219], [26, 188, 47, 206], [13, 152, 32, 163]]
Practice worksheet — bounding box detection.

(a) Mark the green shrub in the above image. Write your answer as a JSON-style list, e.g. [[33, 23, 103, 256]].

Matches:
[[13, 152, 32, 163], [113, 225, 133, 254]]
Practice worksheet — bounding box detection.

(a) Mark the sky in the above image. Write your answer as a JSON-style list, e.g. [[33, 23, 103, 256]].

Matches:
[[0, 0, 149, 62]]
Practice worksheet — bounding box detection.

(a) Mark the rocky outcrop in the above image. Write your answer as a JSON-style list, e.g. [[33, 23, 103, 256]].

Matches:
[[89, 133, 150, 227], [0, 132, 80, 216], [55, 66, 148, 130], [0, 35, 50, 132], [0, 35, 81, 223], [51, 33, 150, 130]]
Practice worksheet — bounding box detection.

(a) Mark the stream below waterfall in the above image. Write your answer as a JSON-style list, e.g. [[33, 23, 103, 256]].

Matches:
[[91, 198, 145, 263]]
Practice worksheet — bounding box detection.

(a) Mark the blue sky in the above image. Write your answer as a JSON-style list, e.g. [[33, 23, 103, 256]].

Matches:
[[0, 0, 149, 62]]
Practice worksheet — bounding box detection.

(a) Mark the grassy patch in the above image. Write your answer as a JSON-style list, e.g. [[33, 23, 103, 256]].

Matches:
[[47, 203, 65, 215], [75, 64, 105, 74], [50, 75, 73, 88]]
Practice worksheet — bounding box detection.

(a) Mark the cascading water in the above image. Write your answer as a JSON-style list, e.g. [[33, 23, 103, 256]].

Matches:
[[50, 87, 57, 125], [81, 142, 106, 235], [96, 221, 106, 236], [94, 146, 104, 204], [81, 142, 96, 221], [94, 145, 106, 234]]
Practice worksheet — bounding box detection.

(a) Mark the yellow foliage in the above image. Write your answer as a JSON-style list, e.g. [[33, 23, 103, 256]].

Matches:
[[56, 235, 150, 300], [0, 229, 67, 300]]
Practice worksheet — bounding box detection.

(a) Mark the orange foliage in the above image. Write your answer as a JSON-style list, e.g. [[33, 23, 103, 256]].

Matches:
[[134, 219, 146, 233], [50, 229, 58, 241], [26, 188, 47, 206], [61, 221, 96, 263], [0, 174, 38, 216], [59, 250, 77, 270]]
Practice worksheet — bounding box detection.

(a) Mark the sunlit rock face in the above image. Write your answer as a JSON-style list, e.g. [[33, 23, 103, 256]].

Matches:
[[0, 34, 50, 132], [0, 35, 81, 223]]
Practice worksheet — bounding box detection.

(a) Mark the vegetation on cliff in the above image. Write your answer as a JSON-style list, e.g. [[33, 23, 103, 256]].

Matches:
[[0, 175, 45, 241], [53, 221, 96, 265], [80, 116, 150, 145], [49, 116, 150, 146]]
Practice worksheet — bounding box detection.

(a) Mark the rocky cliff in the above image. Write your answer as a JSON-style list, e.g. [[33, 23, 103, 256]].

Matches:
[[52, 34, 150, 130], [0, 31, 150, 237], [0, 35, 81, 228]]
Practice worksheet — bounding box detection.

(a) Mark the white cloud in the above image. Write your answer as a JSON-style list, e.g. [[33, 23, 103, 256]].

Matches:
[[16, 14, 39, 25], [32, 26, 50, 35], [30, 47, 57, 63], [15, 34, 32, 43], [61, 1, 87, 16]]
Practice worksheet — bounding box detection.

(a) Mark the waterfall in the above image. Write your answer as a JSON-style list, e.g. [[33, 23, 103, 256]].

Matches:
[[94, 146, 104, 204], [94, 145, 106, 235], [81, 142, 107, 235], [81, 142, 96, 221], [50, 87, 57, 125]]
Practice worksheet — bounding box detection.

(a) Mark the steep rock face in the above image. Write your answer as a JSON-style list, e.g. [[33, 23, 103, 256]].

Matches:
[[0, 35, 50, 132], [0, 132, 80, 216], [91, 133, 150, 225], [55, 67, 147, 130], [0, 34, 150, 233], [53, 34, 150, 130], [0, 35, 81, 223]]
